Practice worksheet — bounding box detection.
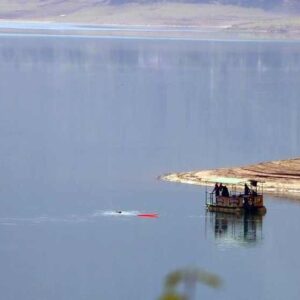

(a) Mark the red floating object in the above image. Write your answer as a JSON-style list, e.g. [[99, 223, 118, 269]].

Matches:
[[137, 213, 158, 218]]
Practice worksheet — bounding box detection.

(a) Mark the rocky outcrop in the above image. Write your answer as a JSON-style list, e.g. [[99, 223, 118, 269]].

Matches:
[[160, 158, 300, 199]]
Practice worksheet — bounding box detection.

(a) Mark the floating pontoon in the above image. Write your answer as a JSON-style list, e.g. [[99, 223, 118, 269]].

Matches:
[[205, 177, 266, 215]]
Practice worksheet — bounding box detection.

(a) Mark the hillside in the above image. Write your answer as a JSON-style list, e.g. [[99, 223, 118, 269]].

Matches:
[[161, 158, 300, 199], [1, 1, 300, 39], [1, 1, 300, 15]]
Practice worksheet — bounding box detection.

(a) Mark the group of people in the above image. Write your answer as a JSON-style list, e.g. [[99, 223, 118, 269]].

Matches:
[[212, 183, 229, 197], [212, 182, 256, 198]]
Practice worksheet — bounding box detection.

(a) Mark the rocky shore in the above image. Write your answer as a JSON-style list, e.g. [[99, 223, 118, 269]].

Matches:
[[160, 158, 300, 199]]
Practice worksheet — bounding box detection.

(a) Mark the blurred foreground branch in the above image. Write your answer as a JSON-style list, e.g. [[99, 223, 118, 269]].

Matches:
[[158, 268, 222, 300]]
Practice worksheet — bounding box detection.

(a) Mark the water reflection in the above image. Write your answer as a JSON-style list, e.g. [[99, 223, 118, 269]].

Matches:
[[206, 212, 264, 247]]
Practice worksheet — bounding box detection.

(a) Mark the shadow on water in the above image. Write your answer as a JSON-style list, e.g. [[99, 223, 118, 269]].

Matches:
[[205, 212, 264, 248]]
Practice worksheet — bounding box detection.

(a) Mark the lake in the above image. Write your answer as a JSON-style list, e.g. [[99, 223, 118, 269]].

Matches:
[[0, 35, 300, 300]]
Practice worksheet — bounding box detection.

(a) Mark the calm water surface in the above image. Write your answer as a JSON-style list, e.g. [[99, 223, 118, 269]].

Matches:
[[0, 36, 300, 300]]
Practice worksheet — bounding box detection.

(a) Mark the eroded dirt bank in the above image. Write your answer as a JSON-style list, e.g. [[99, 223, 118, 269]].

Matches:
[[160, 158, 300, 199]]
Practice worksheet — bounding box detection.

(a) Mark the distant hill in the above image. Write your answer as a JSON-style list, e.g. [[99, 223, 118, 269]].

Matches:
[[1, 0, 300, 39], [107, 0, 299, 11], [1, 1, 300, 19], [1, 0, 300, 12]]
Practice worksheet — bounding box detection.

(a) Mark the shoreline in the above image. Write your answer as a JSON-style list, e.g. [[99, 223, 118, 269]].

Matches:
[[1, 3, 300, 41], [0, 22, 300, 41], [160, 158, 300, 200]]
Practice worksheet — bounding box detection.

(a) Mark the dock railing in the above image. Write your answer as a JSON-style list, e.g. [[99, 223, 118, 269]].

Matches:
[[206, 191, 214, 205]]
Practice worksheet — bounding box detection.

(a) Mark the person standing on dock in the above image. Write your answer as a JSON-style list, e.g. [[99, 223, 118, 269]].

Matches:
[[219, 183, 223, 193], [222, 185, 229, 197], [212, 183, 220, 198], [244, 183, 250, 195]]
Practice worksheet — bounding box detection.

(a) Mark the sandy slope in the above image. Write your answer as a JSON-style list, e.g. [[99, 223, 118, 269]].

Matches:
[[160, 158, 300, 199]]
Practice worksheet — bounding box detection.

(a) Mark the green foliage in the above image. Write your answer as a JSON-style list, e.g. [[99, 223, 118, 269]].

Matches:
[[165, 269, 222, 289], [158, 291, 186, 300], [158, 268, 222, 300]]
